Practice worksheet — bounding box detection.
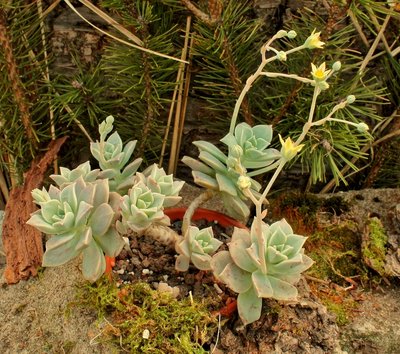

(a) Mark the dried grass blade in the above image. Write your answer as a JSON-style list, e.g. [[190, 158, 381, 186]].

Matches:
[[78, 0, 143, 46], [63, 0, 188, 64]]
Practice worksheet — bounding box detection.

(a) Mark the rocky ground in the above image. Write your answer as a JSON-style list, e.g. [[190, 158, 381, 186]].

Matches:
[[0, 186, 399, 353]]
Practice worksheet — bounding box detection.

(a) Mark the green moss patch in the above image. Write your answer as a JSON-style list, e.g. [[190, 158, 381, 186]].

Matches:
[[76, 279, 218, 353], [362, 217, 389, 277]]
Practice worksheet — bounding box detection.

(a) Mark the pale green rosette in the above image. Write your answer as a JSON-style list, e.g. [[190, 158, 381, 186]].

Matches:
[[221, 122, 280, 170], [211, 219, 313, 325], [175, 226, 222, 271], [90, 116, 142, 194], [27, 177, 125, 282], [117, 181, 167, 233], [140, 164, 184, 207]]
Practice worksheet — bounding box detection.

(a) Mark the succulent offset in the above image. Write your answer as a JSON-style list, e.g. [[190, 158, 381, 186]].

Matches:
[[220, 122, 280, 171], [27, 177, 125, 282], [175, 226, 223, 272], [211, 219, 313, 325], [50, 161, 100, 187], [117, 181, 168, 234], [90, 116, 142, 194], [139, 164, 185, 207]]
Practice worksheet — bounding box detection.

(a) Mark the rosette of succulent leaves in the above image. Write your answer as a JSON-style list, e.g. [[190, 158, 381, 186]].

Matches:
[[28, 116, 184, 282]]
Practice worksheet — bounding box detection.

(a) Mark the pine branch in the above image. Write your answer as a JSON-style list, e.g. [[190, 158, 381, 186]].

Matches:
[[0, 9, 37, 151]]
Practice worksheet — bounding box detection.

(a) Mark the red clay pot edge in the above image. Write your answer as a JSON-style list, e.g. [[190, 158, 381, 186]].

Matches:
[[105, 207, 247, 275]]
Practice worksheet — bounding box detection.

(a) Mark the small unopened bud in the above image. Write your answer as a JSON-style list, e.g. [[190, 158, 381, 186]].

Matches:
[[346, 95, 356, 104], [287, 30, 297, 39], [277, 51, 287, 61], [276, 30, 288, 39], [318, 81, 330, 91], [356, 122, 369, 133], [237, 176, 251, 190], [332, 61, 341, 71]]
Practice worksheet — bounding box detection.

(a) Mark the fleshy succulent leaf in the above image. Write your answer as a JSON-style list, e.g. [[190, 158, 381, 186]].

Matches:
[[237, 287, 263, 326], [82, 241, 106, 283]]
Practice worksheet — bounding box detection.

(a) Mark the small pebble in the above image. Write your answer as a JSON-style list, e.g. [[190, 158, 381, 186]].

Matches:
[[142, 269, 150, 275], [142, 329, 150, 339], [116, 269, 125, 275], [163, 275, 169, 281]]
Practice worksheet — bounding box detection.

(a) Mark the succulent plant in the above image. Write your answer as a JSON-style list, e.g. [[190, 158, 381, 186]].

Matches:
[[117, 181, 168, 234], [211, 218, 313, 325], [220, 123, 280, 171], [27, 177, 125, 282], [182, 141, 262, 221], [50, 161, 100, 188], [139, 164, 185, 207], [90, 116, 142, 194], [175, 226, 223, 272]]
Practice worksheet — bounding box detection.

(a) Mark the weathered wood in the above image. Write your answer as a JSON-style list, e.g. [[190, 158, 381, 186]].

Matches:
[[2, 137, 67, 284]]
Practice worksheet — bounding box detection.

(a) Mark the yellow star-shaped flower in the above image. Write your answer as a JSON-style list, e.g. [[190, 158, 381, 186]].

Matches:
[[304, 29, 325, 49], [279, 135, 304, 161]]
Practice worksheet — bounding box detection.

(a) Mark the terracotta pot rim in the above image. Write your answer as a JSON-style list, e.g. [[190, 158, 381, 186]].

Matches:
[[164, 207, 247, 229]]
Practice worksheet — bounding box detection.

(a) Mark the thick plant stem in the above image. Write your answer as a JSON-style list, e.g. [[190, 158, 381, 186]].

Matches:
[[182, 189, 215, 236], [143, 224, 181, 247]]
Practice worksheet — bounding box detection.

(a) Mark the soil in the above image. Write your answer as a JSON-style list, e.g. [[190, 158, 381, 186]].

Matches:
[[1, 185, 400, 353]]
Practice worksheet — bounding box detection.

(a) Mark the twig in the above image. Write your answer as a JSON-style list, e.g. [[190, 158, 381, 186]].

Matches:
[[347, 8, 370, 47], [211, 313, 222, 354], [0, 168, 9, 202], [304, 274, 330, 285], [167, 16, 191, 174], [174, 33, 195, 173], [350, 13, 391, 91], [366, 5, 392, 54], [181, 0, 215, 26], [37, 0, 58, 173]]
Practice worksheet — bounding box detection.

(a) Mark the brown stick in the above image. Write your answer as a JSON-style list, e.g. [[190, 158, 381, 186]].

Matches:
[[2, 137, 67, 284]]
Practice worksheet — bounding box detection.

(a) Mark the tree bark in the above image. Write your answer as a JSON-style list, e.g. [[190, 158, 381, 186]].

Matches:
[[2, 137, 67, 284]]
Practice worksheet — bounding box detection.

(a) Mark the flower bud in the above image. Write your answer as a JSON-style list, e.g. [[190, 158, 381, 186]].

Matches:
[[356, 122, 369, 133], [276, 30, 288, 39], [332, 61, 341, 71], [277, 51, 287, 61], [346, 95, 356, 104], [287, 30, 297, 39], [237, 176, 252, 190]]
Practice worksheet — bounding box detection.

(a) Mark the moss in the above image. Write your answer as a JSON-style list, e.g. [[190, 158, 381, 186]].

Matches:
[[306, 221, 368, 284], [75, 278, 217, 353], [322, 298, 354, 326], [362, 217, 388, 276]]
